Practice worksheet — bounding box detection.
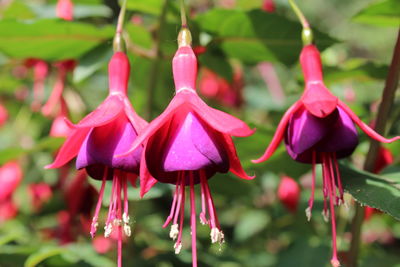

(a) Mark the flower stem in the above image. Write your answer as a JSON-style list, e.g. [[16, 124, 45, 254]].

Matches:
[[180, 0, 187, 27], [145, 0, 170, 120], [348, 28, 400, 267], [113, 0, 128, 52], [287, 0, 313, 45]]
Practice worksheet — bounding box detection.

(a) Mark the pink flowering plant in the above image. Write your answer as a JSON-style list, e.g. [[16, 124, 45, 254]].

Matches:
[[0, 0, 398, 267]]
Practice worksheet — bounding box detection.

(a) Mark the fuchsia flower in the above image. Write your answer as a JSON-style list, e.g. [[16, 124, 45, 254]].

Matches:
[[253, 44, 400, 267], [42, 60, 76, 117], [46, 52, 147, 267], [277, 176, 300, 213], [24, 59, 49, 111], [120, 28, 254, 266], [0, 162, 23, 222], [56, 0, 74, 21]]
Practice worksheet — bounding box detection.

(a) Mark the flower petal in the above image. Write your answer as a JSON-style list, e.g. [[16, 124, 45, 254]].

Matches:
[[338, 100, 400, 143], [45, 128, 91, 169], [317, 106, 358, 158], [117, 94, 186, 157], [139, 144, 158, 198], [76, 115, 141, 175], [252, 101, 302, 163], [221, 134, 254, 180], [189, 92, 254, 137], [74, 94, 125, 128]]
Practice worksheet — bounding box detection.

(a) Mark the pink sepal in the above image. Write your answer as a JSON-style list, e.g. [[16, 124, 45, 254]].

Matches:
[[45, 127, 91, 169], [338, 100, 400, 143], [139, 144, 158, 198], [252, 101, 302, 163], [222, 134, 254, 180]]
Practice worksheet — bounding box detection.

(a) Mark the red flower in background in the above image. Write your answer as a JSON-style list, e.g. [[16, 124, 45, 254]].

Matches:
[[262, 0, 276, 13], [199, 68, 244, 109], [24, 59, 49, 111], [0, 103, 8, 127], [0, 162, 23, 222], [41, 60, 76, 117], [28, 183, 53, 212], [50, 97, 72, 138], [277, 176, 301, 213], [56, 0, 74, 21]]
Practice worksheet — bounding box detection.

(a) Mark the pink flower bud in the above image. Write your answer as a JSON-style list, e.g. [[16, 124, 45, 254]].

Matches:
[[56, 0, 73, 21], [277, 176, 301, 213]]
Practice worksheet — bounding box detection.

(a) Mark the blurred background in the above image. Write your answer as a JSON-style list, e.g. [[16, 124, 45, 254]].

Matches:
[[0, 0, 399, 266]]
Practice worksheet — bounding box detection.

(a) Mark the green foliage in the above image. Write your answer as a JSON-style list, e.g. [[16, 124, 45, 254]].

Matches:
[[341, 163, 400, 220], [353, 0, 400, 27], [0, 0, 399, 267], [0, 19, 114, 60]]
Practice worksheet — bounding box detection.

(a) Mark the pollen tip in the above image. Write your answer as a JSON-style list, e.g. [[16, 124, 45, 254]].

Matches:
[[322, 210, 330, 223], [210, 228, 225, 244], [305, 207, 312, 222], [169, 224, 179, 240], [104, 223, 113, 238], [174, 242, 182, 254]]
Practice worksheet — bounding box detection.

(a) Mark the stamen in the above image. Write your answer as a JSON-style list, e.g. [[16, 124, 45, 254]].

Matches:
[[170, 224, 179, 240], [122, 213, 131, 237], [333, 153, 344, 204], [327, 154, 338, 205], [306, 151, 317, 221], [325, 156, 340, 267], [189, 172, 198, 267], [174, 242, 182, 254], [90, 169, 108, 238], [175, 174, 186, 251], [200, 175, 208, 225], [210, 228, 225, 245], [163, 180, 180, 228], [122, 176, 131, 237], [116, 174, 123, 267]]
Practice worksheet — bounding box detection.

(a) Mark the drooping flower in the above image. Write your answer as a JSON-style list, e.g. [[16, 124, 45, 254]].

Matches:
[[46, 51, 148, 266], [24, 58, 49, 111], [56, 0, 74, 21], [41, 60, 76, 117], [119, 28, 254, 266], [277, 176, 301, 213], [253, 44, 400, 267], [0, 162, 23, 222]]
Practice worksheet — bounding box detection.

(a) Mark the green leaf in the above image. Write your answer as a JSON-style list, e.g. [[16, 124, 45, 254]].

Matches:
[[0, 137, 64, 164], [353, 0, 400, 27], [196, 9, 336, 65], [24, 246, 67, 267], [29, 4, 112, 19], [234, 210, 270, 241], [340, 163, 400, 220], [73, 43, 113, 83], [126, 0, 165, 15], [0, 19, 114, 61]]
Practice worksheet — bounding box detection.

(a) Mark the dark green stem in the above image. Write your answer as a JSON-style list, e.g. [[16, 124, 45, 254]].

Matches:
[[145, 0, 170, 120], [348, 28, 400, 267]]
